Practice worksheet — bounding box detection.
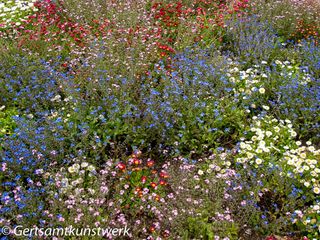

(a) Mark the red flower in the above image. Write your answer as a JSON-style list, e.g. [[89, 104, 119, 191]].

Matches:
[[159, 180, 167, 186], [141, 176, 147, 183], [133, 158, 141, 165], [160, 52, 167, 57], [117, 163, 126, 170], [150, 182, 157, 188], [154, 195, 160, 201], [147, 160, 155, 167], [149, 225, 156, 233], [159, 171, 169, 178]]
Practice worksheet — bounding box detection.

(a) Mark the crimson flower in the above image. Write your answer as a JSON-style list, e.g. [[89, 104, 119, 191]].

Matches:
[[133, 158, 141, 165], [147, 160, 155, 167], [117, 163, 126, 170], [159, 180, 167, 186], [141, 176, 147, 183], [159, 171, 169, 178]]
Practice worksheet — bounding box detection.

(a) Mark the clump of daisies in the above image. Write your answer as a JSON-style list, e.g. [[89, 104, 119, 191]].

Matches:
[[235, 113, 319, 236], [0, 0, 38, 29], [236, 114, 298, 166], [227, 59, 312, 98], [236, 114, 319, 193]]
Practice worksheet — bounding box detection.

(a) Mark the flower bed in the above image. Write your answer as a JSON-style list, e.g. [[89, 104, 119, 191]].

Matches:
[[0, 0, 319, 239]]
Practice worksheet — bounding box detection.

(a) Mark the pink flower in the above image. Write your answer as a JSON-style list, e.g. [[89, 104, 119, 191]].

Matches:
[[1, 163, 7, 172], [94, 211, 100, 216]]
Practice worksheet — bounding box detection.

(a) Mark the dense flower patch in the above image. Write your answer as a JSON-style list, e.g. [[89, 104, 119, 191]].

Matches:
[[0, 0, 319, 239], [0, 0, 38, 29]]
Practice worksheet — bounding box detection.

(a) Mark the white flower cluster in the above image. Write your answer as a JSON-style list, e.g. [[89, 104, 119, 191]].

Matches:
[[236, 114, 320, 194], [236, 114, 319, 238], [226, 59, 313, 98], [0, 0, 38, 28], [284, 145, 320, 194], [228, 64, 262, 97], [68, 162, 96, 174], [236, 115, 296, 166], [51, 162, 97, 195], [311, 202, 320, 213]]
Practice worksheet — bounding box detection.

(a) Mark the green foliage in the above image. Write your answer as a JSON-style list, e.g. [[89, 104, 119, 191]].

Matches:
[[183, 217, 238, 240], [0, 1, 319, 239], [0, 106, 17, 138]]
